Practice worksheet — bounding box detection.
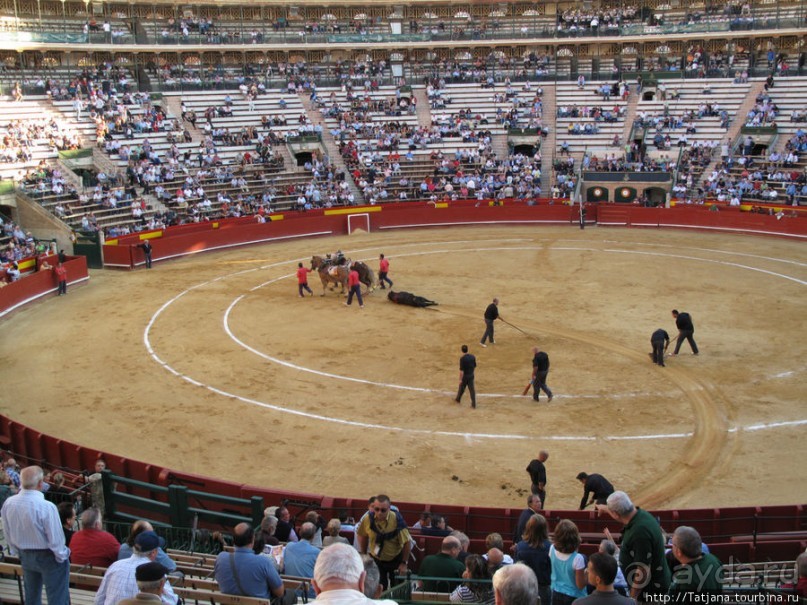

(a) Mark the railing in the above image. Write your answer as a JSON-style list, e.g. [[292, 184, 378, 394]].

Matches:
[[671, 145, 686, 191], [102, 470, 265, 529], [2, 13, 806, 48], [286, 134, 322, 144], [740, 124, 779, 135]]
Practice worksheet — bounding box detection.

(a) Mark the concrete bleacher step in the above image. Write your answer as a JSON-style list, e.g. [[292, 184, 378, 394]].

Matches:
[[540, 84, 557, 194]]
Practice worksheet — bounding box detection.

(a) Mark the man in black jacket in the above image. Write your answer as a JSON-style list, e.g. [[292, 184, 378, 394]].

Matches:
[[480, 298, 500, 347], [671, 309, 699, 355], [650, 328, 670, 366], [576, 472, 615, 510], [456, 345, 477, 408], [531, 348, 553, 402]]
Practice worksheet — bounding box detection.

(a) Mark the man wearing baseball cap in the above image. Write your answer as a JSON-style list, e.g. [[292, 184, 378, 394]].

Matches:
[[95, 531, 178, 605], [117, 561, 168, 604]]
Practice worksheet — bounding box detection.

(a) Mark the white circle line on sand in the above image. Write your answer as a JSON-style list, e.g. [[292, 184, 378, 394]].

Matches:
[[144, 240, 807, 441]]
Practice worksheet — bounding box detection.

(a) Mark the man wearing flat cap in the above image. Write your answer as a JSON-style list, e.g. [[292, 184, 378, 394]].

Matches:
[[117, 561, 168, 604], [95, 531, 178, 605]]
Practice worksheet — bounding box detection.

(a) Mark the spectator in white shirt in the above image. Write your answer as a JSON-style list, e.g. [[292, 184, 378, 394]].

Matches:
[[1, 466, 70, 605], [94, 530, 178, 605]]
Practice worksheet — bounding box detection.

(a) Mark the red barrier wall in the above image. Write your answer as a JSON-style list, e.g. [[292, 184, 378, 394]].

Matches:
[[0, 255, 89, 318], [598, 205, 807, 238], [102, 202, 807, 269], [102, 201, 585, 269]]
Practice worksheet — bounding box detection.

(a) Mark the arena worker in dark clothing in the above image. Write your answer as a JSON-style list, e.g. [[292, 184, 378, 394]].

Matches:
[[480, 298, 500, 347], [650, 328, 670, 367], [671, 309, 699, 355], [530, 348, 553, 402], [576, 472, 615, 510], [456, 345, 477, 408], [525, 450, 548, 506]]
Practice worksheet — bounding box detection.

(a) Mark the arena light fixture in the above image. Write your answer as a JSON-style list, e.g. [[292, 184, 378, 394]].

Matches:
[[321, 13, 336, 21], [523, 9, 540, 16], [454, 11, 471, 19], [423, 11, 439, 19], [353, 12, 367, 20]]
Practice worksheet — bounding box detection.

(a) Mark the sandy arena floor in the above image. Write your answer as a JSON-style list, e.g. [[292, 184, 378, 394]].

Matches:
[[1, 225, 805, 510]]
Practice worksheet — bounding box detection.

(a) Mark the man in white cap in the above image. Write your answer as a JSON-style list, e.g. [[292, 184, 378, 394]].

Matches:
[[95, 530, 178, 605], [117, 561, 169, 604]]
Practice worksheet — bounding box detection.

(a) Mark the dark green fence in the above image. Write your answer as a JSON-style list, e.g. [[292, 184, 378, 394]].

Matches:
[[102, 470, 264, 531]]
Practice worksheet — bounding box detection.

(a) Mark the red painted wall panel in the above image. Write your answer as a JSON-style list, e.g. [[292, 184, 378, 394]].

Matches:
[[0, 256, 88, 316]]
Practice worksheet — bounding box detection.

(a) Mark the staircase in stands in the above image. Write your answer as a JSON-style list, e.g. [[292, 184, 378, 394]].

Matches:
[[491, 133, 510, 160], [621, 87, 641, 144], [695, 79, 766, 188], [412, 86, 432, 129], [298, 92, 364, 204], [539, 84, 557, 195], [162, 95, 204, 141]]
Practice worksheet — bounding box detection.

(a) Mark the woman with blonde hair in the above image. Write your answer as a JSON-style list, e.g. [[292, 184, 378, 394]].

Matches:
[[322, 518, 349, 547]]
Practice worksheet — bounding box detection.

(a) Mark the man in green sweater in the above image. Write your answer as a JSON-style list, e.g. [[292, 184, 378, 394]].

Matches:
[[668, 526, 723, 596], [598, 491, 671, 601], [417, 536, 465, 592]]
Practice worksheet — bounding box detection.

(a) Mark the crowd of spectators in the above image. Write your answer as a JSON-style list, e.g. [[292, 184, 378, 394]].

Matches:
[[681, 142, 806, 205], [744, 92, 779, 127], [556, 5, 639, 35], [9, 459, 797, 605], [0, 117, 80, 164]]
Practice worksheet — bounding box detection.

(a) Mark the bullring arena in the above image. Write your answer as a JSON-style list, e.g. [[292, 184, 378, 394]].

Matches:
[[1, 0, 807, 591], [2, 220, 805, 511]]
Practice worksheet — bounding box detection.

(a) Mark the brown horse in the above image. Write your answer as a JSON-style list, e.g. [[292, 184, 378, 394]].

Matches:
[[311, 255, 349, 296], [352, 261, 376, 294]]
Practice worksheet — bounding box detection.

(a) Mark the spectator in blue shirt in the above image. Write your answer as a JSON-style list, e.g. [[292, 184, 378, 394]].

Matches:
[[283, 522, 320, 598], [214, 522, 290, 602]]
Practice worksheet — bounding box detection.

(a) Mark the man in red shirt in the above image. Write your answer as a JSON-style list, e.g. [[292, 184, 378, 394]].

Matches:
[[344, 263, 364, 308], [296, 262, 313, 297], [69, 507, 120, 567], [54, 262, 67, 295], [378, 254, 393, 290]]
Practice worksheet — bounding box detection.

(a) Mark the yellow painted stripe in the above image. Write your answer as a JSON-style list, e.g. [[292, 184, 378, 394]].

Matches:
[[324, 206, 382, 216], [140, 231, 163, 241], [434, 202, 449, 209], [212, 222, 220, 229], [488, 200, 504, 207], [268, 214, 285, 221], [106, 239, 118, 246]]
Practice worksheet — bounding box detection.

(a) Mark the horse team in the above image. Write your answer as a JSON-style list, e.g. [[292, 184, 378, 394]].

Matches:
[[310, 252, 376, 297]]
